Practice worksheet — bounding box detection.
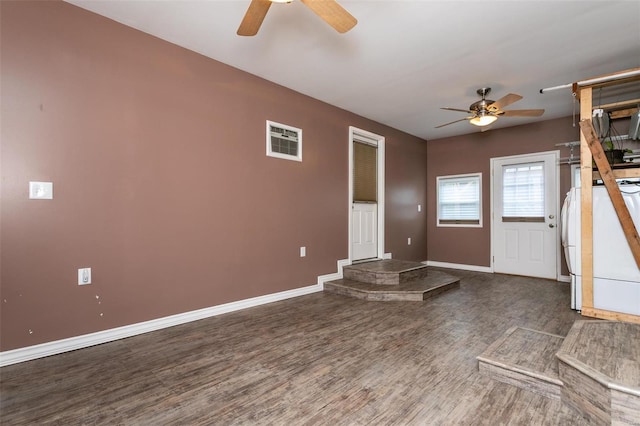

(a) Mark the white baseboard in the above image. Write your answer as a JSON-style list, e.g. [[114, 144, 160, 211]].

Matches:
[[426, 261, 572, 283], [1, 259, 349, 367], [382, 252, 392, 259], [424, 260, 493, 273], [318, 258, 350, 288]]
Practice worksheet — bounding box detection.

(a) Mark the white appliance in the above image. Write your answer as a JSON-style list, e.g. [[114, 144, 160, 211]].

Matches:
[[561, 185, 640, 315]]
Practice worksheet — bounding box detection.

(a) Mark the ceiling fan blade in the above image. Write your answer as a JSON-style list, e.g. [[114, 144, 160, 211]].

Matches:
[[501, 109, 545, 117], [237, 0, 272, 36], [488, 93, 522, 111], [300, 0, 357, 33], [441, 107, 474, 113], [435, 117, 473, 128]]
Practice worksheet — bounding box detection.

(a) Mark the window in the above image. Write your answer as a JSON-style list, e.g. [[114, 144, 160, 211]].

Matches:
[[353, 141, 377, 202], [437, 173, 482, 227], [502, 162, 544, 222], [266, 120, 302, 162]]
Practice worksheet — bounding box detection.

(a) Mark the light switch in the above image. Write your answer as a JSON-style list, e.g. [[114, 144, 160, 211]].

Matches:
[[78, 268, 91, 285], [29, 181, 53, 199], [418, 204, 422, 212], [300, 246, 306, 257]]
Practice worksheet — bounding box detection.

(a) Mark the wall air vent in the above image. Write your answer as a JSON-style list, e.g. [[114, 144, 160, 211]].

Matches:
[[266, 120, 302, 162]]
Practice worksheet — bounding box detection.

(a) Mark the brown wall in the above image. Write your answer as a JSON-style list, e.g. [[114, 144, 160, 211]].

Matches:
[[0, 1, 428, 351], [427, 116, 580, 271]]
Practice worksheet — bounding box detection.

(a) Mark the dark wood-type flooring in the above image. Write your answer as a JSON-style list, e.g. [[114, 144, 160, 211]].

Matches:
[[1, 269, 587, 425]]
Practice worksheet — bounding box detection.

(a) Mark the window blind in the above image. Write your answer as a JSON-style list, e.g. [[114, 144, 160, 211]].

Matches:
[[502, 163, 544, 220], [438, 175, 480, 225], [353, 141, 377, 202]]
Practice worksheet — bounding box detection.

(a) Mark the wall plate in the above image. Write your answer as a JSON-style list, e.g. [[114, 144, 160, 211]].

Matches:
[[29, 181, 53, 199]]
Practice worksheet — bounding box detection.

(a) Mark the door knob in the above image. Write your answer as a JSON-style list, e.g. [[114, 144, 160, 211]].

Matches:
[[549, 224, 555, 228]]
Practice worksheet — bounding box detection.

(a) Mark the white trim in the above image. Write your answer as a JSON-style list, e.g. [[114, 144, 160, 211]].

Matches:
[[571, 164, 581, 188], [348, 126, 385, 262], [425, 261, 570, 282], [424, 260, 493, 273], [317, 258, 351, 288], [382, 252, 392, 259], [0, 259, 349, 367]]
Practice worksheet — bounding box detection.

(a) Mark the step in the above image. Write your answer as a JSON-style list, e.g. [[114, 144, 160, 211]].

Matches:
[[343, 259, 430, 285], [557, 320, 640, 425], [477, 326, 565, 400], [324, 269, 459, 302]]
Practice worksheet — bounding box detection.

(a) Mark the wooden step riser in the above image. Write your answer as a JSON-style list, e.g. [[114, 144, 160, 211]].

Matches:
[[478, 361, 562, 400], [343, 265, 430, 285], [480, 321, 640, 425], [324, 280, 459, 302], [323, 283, 424, 301], [556, 320, 640, 425]]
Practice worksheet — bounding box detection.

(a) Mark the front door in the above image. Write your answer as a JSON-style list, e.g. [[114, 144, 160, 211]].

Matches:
[[492, 151, 559, 279]]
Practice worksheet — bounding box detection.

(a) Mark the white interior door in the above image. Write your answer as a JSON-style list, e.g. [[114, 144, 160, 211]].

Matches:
[[352, 203, 377, 261], [349, 127, 385, 262], [492, 151, 559, 279]]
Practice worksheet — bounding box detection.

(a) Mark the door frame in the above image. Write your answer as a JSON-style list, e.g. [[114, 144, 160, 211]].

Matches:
[[348, 126, 385, 263], [490, 150, 561, 279]]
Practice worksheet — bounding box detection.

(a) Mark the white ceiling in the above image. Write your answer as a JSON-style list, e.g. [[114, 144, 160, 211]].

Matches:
[[65, 0, 640, 140]]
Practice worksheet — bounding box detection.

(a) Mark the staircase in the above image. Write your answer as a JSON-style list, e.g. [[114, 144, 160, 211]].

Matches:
[[477, 321, 640, 425], [324, 259, 459, 301]]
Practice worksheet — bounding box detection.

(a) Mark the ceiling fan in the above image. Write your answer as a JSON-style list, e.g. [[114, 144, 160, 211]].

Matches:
[[237, 0, 357, 36], [436, 88, 545, 129]]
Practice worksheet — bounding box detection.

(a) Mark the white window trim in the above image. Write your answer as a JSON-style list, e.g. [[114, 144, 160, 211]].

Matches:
[[266, 120, 302, 162], [436, 172, 483, 228]]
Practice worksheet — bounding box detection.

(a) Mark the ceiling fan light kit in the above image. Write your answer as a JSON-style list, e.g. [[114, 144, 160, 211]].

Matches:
[[436, 87, 545, 129], [470, 113, 497, 127]]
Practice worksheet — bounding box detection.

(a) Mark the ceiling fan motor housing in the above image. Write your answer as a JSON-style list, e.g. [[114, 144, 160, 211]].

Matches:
[[471, 87, 495, 113], [470, 99, 494, 113]]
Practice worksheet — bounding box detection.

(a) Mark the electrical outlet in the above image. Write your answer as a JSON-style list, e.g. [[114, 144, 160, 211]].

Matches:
[[78, 268, 91, 285], [29, 181, 53, 199]]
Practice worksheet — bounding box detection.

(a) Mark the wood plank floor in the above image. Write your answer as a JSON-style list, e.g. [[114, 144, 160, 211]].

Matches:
[[0, 269, 587, 425]]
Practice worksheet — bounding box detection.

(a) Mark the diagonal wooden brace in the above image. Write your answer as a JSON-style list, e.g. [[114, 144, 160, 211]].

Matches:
[[579, 119, 640, 270]]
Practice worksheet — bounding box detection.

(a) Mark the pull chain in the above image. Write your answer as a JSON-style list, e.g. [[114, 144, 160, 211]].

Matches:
[[572, 92, 577, 127]]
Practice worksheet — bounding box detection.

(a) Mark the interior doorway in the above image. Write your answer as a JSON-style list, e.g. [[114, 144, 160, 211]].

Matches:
[[349, 127, 385, 262]]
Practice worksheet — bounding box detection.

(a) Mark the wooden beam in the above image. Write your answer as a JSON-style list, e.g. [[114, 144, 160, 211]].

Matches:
[[580, 307, 640, 324], [579, 119, 640, 270], [593, 167, 640, 180], [580, 88, 594, 312], [595, 98, 640, 111], [573, 67, 640, 100], [610, 107, 639, 120]]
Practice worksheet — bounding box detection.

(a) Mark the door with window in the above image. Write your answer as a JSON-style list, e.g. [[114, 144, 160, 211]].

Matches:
[[492, 151, 558, 279], [352, 139, 378, 261]]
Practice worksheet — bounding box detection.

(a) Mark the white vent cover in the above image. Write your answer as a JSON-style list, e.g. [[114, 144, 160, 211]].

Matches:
[[266, 120, 302, 162]]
